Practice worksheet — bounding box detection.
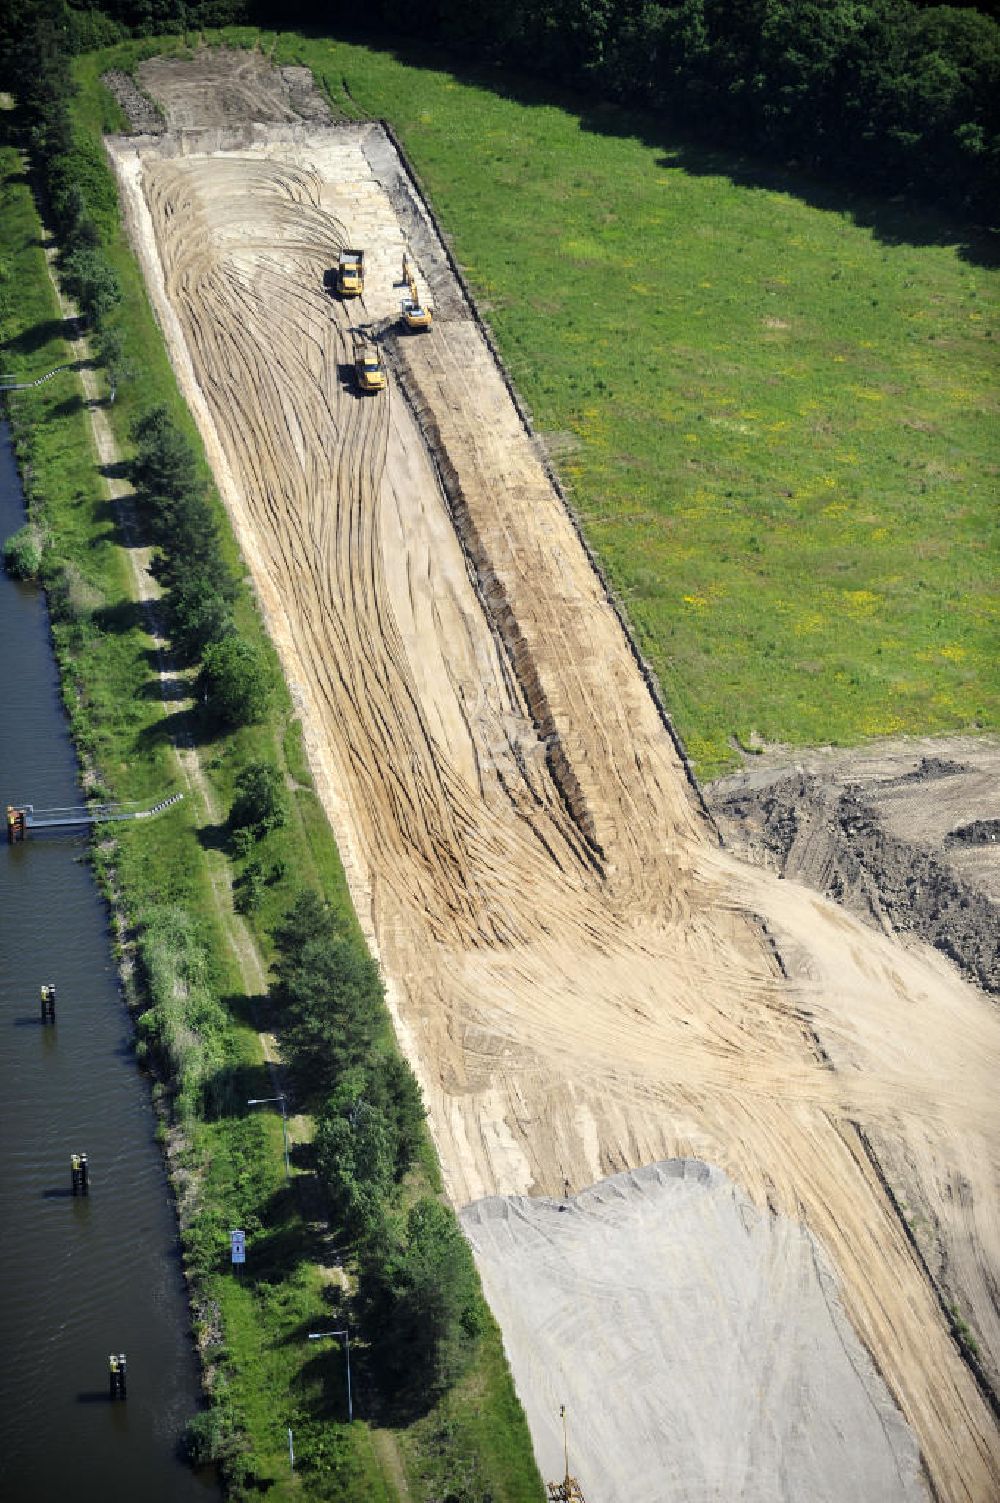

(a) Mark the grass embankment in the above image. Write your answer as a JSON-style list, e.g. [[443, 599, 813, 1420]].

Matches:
[[268, 27, 994, 779], [1, 79, 541, 1503]]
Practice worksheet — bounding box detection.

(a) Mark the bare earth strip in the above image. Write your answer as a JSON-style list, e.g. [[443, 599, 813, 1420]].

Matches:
[[106, 110, 1000, 1501]]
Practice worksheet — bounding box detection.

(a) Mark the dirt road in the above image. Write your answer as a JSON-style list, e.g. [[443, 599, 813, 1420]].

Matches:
[[106, 66, 999, 1499]]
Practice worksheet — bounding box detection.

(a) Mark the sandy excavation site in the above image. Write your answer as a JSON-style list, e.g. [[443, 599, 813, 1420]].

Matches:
[[107, 54, 999, 1502]]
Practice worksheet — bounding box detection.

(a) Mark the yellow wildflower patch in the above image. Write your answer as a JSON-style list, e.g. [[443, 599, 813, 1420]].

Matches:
[[860, 711, 907, 736], [842, 589, 880, 617]]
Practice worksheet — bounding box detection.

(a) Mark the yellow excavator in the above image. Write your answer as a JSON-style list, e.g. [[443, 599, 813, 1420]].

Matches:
[[401, 254, 432, 332]]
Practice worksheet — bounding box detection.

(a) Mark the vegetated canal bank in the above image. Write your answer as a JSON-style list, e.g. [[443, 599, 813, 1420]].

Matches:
[[0, 423, 214, 1502]]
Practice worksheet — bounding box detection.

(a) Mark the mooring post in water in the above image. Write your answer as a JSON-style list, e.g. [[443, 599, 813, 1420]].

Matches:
[[71, 1153, 89, 1196], [6, 805, 26, 843], [108, 1353, 127, 1400], [39, 984, 56, 1023]]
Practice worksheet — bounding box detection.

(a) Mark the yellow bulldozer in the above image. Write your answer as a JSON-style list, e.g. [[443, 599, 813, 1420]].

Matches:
[[401, 254, 432, 331]]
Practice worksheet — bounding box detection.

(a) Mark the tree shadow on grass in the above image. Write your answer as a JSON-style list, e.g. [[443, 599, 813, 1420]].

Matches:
[[281, 1268, 456, 1427], [3, 316, 78, 358], [202, 1057, 275, 1121], [135, 705, 209, 754], [290, 1138, 317, 1175], [49, 392, 85, 419], [137, 673, 192, 703], [295, 1343, 354, 1425], [141, 642, 173, 675], [221, 988, 271, 1033], [239, 1193, 313, 1287], [93, 598, 148, 636], [329, 24, 998, 270], [99, 458, 132, 484], [196, 818, 230, 855], [654, 138, 999, 270]]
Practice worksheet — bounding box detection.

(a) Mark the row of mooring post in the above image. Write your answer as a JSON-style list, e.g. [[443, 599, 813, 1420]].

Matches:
[[34, 978, 127, 1395], [108, 1353, 127, 1400]]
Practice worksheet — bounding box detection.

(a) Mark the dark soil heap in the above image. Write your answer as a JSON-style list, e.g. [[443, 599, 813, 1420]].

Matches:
[[713, 770, 1000, 995]]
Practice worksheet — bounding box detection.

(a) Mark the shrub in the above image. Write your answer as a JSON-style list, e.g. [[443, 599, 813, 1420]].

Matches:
[[60, 245, 121, 327], [199, 633, 271, 728], [316, 1097, 396, 1242], [95, 323, 131, 392], [231, 826, 255, 860], [276, 935, 382, 1101], [359, 1197, 484, 1399], [229, 760, 287, 843], [163, 576, 233, 662], [3, 522, 45, 579], [233, 858, 265, 915], [135, 903, 228, 1118], [182, 1397, 252, 1479]]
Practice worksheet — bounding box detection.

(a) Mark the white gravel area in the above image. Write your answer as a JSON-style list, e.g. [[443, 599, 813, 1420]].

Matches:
[[463, 1159, 927, 1503]]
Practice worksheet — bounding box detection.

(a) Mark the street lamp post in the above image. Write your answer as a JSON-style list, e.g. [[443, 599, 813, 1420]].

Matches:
[[308, 1329, 353, 1424], [247, 1094, 290, 1181]]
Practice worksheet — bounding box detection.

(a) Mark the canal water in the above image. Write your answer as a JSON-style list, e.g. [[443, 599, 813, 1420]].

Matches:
[[0, 423, 215, 1501]]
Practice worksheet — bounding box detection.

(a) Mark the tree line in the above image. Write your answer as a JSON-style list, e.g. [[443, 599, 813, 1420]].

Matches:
[[130, 405, 272, 728], [270, 889, 485, 1403], [0, 4, 270, 724], [365, 0, 999, 217], [4, 1, 995, 221], [1, 1, 127, 374]]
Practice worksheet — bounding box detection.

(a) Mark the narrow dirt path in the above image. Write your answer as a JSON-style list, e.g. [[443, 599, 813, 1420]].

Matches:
[[40, 218, 414, 1501], [371, 1432, 412, 1501], [41, 237, 266, 997]]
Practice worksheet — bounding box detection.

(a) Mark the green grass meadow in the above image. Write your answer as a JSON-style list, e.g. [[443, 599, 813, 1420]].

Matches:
[[268, 29, 997, 778]]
